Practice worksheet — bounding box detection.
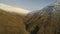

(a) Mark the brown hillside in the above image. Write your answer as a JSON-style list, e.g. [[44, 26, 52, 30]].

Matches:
[[0, 9, 30, 34]]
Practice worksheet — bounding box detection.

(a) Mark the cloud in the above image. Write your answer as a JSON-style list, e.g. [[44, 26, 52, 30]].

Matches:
[[0, 3, 31, 16]]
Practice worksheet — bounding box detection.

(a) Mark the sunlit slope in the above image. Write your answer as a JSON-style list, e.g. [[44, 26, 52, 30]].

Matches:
[[0, 9, 30, 34]]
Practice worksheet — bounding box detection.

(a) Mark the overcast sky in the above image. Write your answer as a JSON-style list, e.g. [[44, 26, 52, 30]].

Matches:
[[0, 0, 56, 11]]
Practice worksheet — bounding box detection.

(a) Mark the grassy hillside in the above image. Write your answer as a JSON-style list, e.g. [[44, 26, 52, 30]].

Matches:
[[0, 9, 30, 34]]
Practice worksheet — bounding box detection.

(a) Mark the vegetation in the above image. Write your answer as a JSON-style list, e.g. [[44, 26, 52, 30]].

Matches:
[[0, 9, 30, 34]]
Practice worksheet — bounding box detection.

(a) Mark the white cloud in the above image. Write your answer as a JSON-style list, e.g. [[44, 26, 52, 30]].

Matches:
[[0, 3, 31, 16]]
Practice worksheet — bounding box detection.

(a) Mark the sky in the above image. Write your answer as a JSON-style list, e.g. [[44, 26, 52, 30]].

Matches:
[[0, 0, 56, 11]]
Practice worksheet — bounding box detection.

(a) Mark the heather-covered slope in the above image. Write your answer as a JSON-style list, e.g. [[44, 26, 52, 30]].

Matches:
[[0, 9, 30, 34]]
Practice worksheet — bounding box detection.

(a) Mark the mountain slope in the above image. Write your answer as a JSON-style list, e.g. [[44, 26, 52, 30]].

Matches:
[[0, 9, 30, 34], [26, 3, 60, 34]]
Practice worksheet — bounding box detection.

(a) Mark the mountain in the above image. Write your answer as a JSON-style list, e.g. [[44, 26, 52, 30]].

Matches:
[[25, 2, 60, 34], [0, 1, 60, 34], [0, 3, 30, 16]]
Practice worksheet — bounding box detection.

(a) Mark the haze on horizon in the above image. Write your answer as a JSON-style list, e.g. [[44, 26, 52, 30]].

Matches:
[[0, 0, 56, 11]]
